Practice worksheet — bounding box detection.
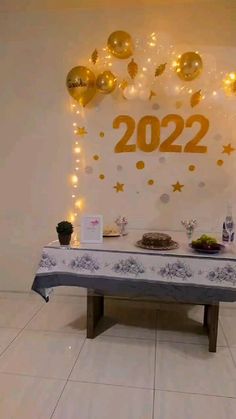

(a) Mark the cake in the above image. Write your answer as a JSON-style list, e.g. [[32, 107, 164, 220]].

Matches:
[[141, 232, 172, 248]]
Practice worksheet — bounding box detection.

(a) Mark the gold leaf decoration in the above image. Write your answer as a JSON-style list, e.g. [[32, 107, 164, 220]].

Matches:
[[155, 63, 167, 77], [190, 90, 202, 107], [149, 90, 156, 100], [128, 58, 138, 79], [119, 79, 128, 91], [91, 49, 98, 65]]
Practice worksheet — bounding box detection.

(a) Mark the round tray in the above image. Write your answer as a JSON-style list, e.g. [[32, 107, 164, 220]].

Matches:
[[136, 240, 179, 251], [189, 243, 225, 254]]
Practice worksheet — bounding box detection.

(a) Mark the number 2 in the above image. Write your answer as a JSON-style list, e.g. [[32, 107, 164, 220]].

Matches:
[[184, 115, 209, 153], [159, 114, 184, 153], [113, 115, 136, 153]]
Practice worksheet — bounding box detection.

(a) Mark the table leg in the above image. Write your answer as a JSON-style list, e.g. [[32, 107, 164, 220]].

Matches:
[[203, 303, 219, 353], [87, 291, 104, 339], [203, 305, 209, 329]]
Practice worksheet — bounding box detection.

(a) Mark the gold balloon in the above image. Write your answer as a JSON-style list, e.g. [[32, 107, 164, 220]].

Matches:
[[223, 72, 236, 96], [175, 52, 203, 81], [96, 71, 117, 94], [66, 66, 96, 106], [107, 31, 133, 59]]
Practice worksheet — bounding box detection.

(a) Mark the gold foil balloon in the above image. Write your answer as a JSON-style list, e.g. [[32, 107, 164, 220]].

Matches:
[[107, 31, 133, 59], [175, 52, 203, 81], [66, 66, 96, 106], [223, 72, 236, 96], [96, 71, 117, 94]]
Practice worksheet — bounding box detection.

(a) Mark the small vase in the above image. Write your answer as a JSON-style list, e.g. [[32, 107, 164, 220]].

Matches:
[[58, 234, 71, 246]]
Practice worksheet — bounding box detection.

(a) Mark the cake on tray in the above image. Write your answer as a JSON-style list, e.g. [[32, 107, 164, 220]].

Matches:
[[136, 232, 178, 250]]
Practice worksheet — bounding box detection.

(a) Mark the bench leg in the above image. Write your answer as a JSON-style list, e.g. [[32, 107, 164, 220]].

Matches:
[[87, 291, 104, 339], [204, 303, 219, 353]]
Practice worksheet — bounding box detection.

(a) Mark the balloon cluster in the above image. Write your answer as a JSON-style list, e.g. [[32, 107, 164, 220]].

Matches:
[[66, 30, 236, 107]]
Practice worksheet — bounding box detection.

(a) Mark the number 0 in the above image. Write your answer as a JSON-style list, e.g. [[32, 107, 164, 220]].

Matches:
[[137, 116, 160, 152]]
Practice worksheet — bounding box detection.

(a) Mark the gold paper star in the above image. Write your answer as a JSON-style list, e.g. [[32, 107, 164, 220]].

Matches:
[[172, 181, 184, 192], [222, 143, 235, 156], [75, 127, 88, 137], [113, 182, 124, 193], [149, 90, 157, 100]]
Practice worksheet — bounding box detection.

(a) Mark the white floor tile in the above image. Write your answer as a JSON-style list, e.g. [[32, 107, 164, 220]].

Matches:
[[220, 315, 236, 347], [70, 336, 155, 388], [52, 381, 153, 419], [155, 342, 236, 397], [26, 301, 86, 334], [0, 330, 85, 380], [101, 299, 156, 340], [156, 305, 226, 346], [0, 298, 43, 328], [0, 329, 19, 355], [0, 373, 65, 419], [154, 390, 236, 419]]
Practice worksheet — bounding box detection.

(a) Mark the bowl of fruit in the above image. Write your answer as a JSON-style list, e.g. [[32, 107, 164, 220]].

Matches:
[[190, 235, 225, 254]]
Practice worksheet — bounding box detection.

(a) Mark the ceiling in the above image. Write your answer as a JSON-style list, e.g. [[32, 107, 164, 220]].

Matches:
[[0, 0, 222, 13]]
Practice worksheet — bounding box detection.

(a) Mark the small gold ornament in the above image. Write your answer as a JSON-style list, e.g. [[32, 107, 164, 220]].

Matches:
[[191, 90, 202, 107], [91, 49, 98, 65], [128, 58, 138, 79], [155, 63, 167, 77]]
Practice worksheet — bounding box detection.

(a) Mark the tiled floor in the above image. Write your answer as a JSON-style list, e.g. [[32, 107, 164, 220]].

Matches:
[[0, 292, 236, 418]]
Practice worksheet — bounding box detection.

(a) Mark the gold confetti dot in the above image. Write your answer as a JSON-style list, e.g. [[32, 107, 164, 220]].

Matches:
[[93, 155, 99, 161], [99, 132, 105, 138], [148, 179, 154, 185], [99, 174, 105, 180], [136, 161, 145, 170], [188, 165, 196, 172], [217, 159, 224, 166]]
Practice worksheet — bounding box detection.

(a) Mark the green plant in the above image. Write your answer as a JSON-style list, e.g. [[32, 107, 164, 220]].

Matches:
[[56, 221, 73, 235]]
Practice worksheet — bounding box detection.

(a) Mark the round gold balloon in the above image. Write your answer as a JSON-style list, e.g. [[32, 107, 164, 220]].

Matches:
[[107, 31, 133, 59], [223, 72, 236, 96], [96, 71, 117, 94], [66, 66, 96, 106], [176, 52, 203, 81]]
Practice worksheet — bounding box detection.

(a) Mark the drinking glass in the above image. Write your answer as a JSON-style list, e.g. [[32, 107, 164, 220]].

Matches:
[[181, 219, 197, 242]]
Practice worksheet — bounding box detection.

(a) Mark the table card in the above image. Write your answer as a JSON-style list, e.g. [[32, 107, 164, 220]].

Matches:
[[80, 215, 103, 244]]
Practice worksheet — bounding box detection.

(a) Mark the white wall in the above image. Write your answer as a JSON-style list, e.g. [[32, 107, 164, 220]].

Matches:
[[0, 1, 236, 291]]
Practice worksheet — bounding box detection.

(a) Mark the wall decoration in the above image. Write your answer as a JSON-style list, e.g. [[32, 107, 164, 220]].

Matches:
[[107, 30, 133, 59], [172, 181, 184, 192], [222, 144, 235, 155], [96, 71, 117, 94], [174, 51, 203, 81], [66, 66, 96, 106], [113, 182, 124, 193], [66, 30, 236, 229]]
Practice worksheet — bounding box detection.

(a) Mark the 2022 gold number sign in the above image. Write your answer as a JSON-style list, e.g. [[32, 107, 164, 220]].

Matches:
[[113, 114, 209, 154]]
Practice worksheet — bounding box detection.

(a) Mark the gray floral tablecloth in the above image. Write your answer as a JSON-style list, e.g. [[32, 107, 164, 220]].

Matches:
[[32, 244, 236, 303]]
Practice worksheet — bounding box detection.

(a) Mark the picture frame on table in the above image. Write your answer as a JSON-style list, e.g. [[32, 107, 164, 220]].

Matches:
[[80, 215, 103, 244]]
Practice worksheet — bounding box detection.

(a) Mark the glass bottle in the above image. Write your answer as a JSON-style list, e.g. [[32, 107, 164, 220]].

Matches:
[[222, 205, 235, 243]]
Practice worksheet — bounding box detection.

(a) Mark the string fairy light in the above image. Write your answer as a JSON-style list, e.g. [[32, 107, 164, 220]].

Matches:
[[67, 100, 86, 225]]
